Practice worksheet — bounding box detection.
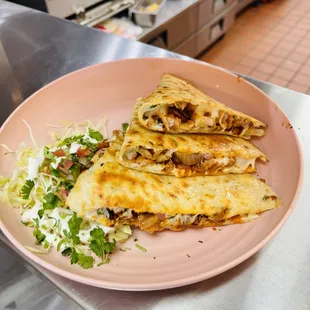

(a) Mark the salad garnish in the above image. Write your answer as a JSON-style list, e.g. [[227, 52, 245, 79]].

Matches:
[[0, 119, 131, 268]]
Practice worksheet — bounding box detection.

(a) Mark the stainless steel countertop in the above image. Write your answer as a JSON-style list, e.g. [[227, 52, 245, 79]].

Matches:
[[1, 1, 310, 310]]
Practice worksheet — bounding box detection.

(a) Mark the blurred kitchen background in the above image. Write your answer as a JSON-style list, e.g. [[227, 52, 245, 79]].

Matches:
[[7, 0, 310, 94]]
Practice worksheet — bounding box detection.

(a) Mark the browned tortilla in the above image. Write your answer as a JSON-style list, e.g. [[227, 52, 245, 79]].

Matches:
[[138, 73, 267, 139], [66, 132, 281, 233]]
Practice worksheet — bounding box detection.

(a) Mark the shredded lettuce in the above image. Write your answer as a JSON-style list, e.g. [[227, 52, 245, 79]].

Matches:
[[0, 118, 131, 268], [109, 226, 132, 242], [135, 244, 147, 252]]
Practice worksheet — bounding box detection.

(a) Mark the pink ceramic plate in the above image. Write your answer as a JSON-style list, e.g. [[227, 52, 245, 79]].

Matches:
[[0, 58, 303, 291]]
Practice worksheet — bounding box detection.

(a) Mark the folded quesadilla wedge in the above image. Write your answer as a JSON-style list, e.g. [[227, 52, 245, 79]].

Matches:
[[66, 132, 281, 233], [138, 74, 267, 139], [118, 102, 267, 177]]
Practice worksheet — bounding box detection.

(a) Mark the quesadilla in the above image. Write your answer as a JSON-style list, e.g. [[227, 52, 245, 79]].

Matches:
[[117, 102, 267, 177], [66, 132, 281, 233], [138, 74, 267, 139]]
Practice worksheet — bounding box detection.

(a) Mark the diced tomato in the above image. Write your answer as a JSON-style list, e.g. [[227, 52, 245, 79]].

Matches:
[[58, 188, 69, 201], [53, 149, 65, 157], [77, 147, 90, 157], [63, 159, 73, 170]]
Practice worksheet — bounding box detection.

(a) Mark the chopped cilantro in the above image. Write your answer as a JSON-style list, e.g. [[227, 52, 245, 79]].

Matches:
[[68, 248, 94, 269], [68, 213, 82, 236], [89, 227, 116, 258], [37, 209, 44, 218], [33, 228, 46, 245], [33, 218, 39, 227], [150, 105, 157, 109], [68, 213, 83, 245], [63, 229, 71, 238], [43, 193, 61, 210], [70, 248, 79, 264], [70, 164, 81, 180], [263, 195, 269, 201], [122, 122, 129, 132], [44, 146, 55, 160], [77, 252, 94, 269], [88, 128, 103, 141], [57, 239, 67, 251], [50, 167, 60, 177], [71, 235, 81, 245], [59, 135, 84, 148], [59, 180, 74, 191], [21, 180, 35, 199], [71, 154, 78, 162]]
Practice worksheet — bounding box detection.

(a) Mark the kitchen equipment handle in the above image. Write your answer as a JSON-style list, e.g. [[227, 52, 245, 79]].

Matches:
[[209, 18, 224, 41], [147, 31, 168, 49], [213, 0, 227, 14]]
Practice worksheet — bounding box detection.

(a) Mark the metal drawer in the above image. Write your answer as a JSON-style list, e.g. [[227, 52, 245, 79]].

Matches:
[[174, 5, 236, 58], [173, 34, 197, 58], [196, 5, 236, 55], [198, 0, 236, 29], [166, 4, 199, 49], [197, 4, 236, 55]]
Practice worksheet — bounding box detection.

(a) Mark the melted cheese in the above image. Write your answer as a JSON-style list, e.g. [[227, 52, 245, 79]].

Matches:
[[118, 103, 267, 177]]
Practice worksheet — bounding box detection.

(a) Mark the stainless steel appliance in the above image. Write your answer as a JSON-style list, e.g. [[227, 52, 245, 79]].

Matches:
[[7, 0, 255, 64], [39, 0, 251, 58]]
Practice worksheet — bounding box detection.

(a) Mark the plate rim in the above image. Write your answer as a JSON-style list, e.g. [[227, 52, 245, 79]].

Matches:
[[0, 58, 304, 291]]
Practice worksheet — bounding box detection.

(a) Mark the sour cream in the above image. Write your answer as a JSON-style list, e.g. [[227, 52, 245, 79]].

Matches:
[[69, 142, 82, 154], [27, 148, 44, 180], [21, 202, 41, 223]]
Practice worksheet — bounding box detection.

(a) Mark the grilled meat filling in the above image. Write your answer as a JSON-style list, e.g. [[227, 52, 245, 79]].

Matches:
[[90, 207, 246, 233], [143, 102, 265, 137]]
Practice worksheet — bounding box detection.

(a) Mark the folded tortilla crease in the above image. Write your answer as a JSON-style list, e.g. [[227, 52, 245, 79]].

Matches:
[[117, 102, 267, 177], [66, 132, 281, 233], [138, 73, 267, 139]]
